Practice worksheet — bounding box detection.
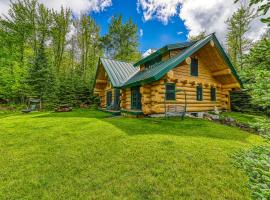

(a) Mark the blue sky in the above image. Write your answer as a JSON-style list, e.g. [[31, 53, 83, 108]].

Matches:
[[1, 0, 266, 53], [91, 0, 188, 53]]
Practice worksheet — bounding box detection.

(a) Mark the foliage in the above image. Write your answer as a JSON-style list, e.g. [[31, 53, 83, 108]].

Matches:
[[188, 31, 206, 42], [226, 5, 255, 70], [234, 146, 270, 200], [235, 0, 270, 26], [0, 109, 264, 199], [102, 15, 141, 62], [242, 35, 270, 113], [0, 0, 141, 108]]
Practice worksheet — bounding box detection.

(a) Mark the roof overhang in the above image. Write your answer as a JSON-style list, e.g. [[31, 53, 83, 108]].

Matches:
[[122, 33, 243, 89]]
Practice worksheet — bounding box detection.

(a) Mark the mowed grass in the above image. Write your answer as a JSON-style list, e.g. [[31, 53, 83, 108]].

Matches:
[[0, 109, 263, 199]]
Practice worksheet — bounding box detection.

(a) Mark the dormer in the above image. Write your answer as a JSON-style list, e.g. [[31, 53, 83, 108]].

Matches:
[[135, 41, 196, 71]]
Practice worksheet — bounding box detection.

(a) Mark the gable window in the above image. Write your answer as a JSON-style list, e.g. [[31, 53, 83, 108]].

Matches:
[[165, 83, 176, 100], [196, 85, 203, 101], [190, 58, 198, 76], [211, 87, 216, 101]]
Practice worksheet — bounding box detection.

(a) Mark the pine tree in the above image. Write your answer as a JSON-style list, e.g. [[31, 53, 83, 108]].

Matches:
[[226, 5, 255, 70]]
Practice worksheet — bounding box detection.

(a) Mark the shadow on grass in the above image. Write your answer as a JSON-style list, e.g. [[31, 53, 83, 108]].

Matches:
[[31, 109, 251, 143], [32, 109, 113, 119], [104, 117, 252, 143]]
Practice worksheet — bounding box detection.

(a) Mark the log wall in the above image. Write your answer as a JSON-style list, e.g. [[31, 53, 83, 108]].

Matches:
[[94, 64, 114, 108], [121, 50, 234, 114]]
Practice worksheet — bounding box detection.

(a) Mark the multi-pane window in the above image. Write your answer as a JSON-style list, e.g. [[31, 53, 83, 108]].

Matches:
[[131, 87, 142, 110], [106, 91, 112, 106], [190, 58, 198, 76], [196, 85, 203, 101], [211, 87, 216, 101], [165, 83, 176, 100]]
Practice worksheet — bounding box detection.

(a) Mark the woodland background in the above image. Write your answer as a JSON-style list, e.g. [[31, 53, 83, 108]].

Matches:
[[0, 0, 269, 113]]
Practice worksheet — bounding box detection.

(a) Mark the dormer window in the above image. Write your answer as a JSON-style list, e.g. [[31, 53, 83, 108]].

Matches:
[[190, 58, 198, 76], [144, 55, 162, 69]]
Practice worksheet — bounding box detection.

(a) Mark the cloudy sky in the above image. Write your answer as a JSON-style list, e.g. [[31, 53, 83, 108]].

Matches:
[[0, 0, 268, 52]]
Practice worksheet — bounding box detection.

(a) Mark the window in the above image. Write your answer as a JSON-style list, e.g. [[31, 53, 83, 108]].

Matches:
[[106, 91, 112, 106], [196, 85, 203, 101], [211, 87, 216, 101], [131, 87, 142, 110], [144, 55, 162, 69], [166, 83, 176, 100], [190, 58, 198, 76]]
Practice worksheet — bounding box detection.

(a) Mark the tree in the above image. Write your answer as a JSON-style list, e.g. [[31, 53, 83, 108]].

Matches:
[[27, 4, 53, 100], [74, 15, 102, 83], [235, 0, 270, 26], [51, 7, 71, 73], [102, 15, 141, 62], [188, 31, 206, 42], [226, 5, 255, 71], [243, 34, 270, 111]]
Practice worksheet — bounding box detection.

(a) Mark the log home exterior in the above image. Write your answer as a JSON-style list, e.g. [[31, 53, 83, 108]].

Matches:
[[94, 33, 242, 116]]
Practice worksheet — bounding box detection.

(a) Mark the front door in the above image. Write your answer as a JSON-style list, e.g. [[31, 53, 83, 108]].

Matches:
[[131, 87, 142, 110]]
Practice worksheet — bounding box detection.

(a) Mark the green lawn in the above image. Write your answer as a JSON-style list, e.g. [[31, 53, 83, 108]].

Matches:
[[221, 111, 268, 124], [0, 109, 264, 199]]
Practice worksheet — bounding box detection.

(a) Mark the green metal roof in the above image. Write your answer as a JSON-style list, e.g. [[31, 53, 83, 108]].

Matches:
[[133, 41, 196, 67], [95, 33, 242, 90], [99, 58, 139, 88], [122, 33, 242, 88]]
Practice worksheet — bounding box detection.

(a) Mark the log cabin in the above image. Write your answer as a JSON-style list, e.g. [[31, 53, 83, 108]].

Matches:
[[93, 33, 242, 117]]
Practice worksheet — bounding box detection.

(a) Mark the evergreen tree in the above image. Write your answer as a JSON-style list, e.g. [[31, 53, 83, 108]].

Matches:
[[28, 39, 49, 98], [226, 5, 255, 70], [243, 34, 270, 111]]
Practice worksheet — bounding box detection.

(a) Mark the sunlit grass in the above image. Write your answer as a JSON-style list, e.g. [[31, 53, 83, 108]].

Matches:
[[0, 109, 264, 199]]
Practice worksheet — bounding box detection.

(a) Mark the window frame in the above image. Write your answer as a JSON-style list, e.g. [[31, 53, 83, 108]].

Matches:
[[165, 83, 176, 101], [196, 85, 203, 101], [190, 58, 198, 77], [210, 87, 216, 101], [131, 87, 142, 110], [106, 90, 112, 106]]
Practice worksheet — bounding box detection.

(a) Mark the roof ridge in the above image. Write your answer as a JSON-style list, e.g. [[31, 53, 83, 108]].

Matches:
[[100, 57, 134, 64]]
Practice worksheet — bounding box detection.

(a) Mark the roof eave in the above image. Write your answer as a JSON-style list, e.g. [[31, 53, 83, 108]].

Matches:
[[92, 58, 102, 93], [211, 35, 243, 88]]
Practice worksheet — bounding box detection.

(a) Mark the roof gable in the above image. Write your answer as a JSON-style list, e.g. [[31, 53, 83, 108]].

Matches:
[[122, 33, 242, 88], [97, 58, 139, 88], [133, 41, 196, 67]]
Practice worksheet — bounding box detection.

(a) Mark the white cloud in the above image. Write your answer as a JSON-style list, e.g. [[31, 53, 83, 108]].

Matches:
[[137, 0, 268, 43], [137, 0, 181, 24], [0, 0, 112, 16], [142, 48, 156, 57], [139, 28, 144, 37], [177, 31, 183, 35]]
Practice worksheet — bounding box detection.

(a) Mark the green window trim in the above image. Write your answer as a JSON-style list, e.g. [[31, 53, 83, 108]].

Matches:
[[106, 91, 112, 106], [165, 83, 176, 100], [131, 87, 142, 110], [210, 87, 216, 101], [190, 58, 198, 77], [196, 85, 203, 101]]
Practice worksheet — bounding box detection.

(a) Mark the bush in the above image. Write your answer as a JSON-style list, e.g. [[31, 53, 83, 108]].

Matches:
[[234, 146, 270, 200]]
